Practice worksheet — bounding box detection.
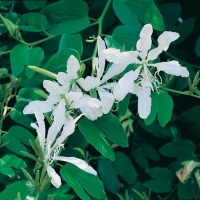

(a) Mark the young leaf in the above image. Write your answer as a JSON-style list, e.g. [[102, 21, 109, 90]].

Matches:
[[10, 44, 44, 78]]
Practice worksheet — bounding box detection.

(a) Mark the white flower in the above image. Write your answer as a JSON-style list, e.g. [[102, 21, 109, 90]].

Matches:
[[57, 55, 82, 93], [30, 100, 97, 188], [103, 24, 189, 119], [77, 36, 115, 114]]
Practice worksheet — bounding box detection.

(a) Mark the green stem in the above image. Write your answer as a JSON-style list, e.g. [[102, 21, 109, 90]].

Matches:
[[29, 35, 58, 47], [162, 185, 177, 200], [165, 88, 200, 99], [87, 156, 103, 162], [35, 190, 40, 200], [0, 50, 11, 56], [91, 0, 112, 76]]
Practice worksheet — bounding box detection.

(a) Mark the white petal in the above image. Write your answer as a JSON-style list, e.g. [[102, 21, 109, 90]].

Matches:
[[97, 88, 114, 114], [150, 61, 189, 77], [47, 100, 66, 145], [65, 91, 83, 105], [47, 165, 61, 188], [147, 31, 179, 61], [23, 100, 53, 114], [137, 86, 151, 119], [100, 63, 127, 84], [57, 72, 71, 92], [113, 66, 142, 101], [56, 156, 97, 175], [29, 101, 46, 153], [53, 114, 83, 147], [102, 48, 140, 64], [136, 24, 153, 60], [67, 55, 80, 79], [43, 80, 62, 103], [97, 36, 106, 79], [77, 76, 100, 91]]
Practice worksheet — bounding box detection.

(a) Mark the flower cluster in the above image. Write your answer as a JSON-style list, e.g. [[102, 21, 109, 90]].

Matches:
[[23, 24, 189, 188]]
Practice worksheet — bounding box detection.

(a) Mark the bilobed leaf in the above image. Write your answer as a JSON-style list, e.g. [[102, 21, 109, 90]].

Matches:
[[98, 159, 120, 194], [61, 163, 106, 199], [113, 0, 164, 31], [2, 154, 27, 169], [145, 167, 174, 182], [179, 106, 200, 123], [93, 113, 128, 147], [0, 181, 27, 200], [19, 12, 47, 32], [157, 91, 173, 127], [132, 149, 149, 169], [159, 139, 196, 159], [10, 44, 44, 78], [60, 166, 90, 200], [78, 117, 115, 161], [0, 159, 15, 177], [112, 152, 137, 184], [40, 0, 90, 35], [143, 180, 172, 193], [59, 34, 83, 56]]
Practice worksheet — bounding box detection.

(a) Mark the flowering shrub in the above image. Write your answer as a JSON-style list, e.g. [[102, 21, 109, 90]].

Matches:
[[1, 0, 200, 200]]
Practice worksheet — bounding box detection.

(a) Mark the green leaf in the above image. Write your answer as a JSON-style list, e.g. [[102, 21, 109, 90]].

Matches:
[[118, 94, 130, 116], [8, 126, 34, 146], [144, 92, 159, 125], [60, 166, 90, 200], [172, 18, 195, 44], [98, 158, 120, 194], [93, 113, 128, 147], [78, 117, 115, 160], [0, 159, 15, 177], [17, 87, 45, 102], [59, 34, 83, 56], [157, 92, 173, 127], [159, 3, 181, 29], [140, 143, 160, 161], [105, 25, 141, 51], [112, 152, 137, 184], [61, 163, 106, 199], [2, 154, 27, 169], [38, 48, 79, 80], [159, 139, 196, 159], [178, 179, 198, 199], [132, 149, 149, 169], [10, 109, 34, 129], [195, 36, 200, 57], [143, 180, 172, 193], [0, 181, 27, 200], [40, 0, 90, 35], [113, 0, 165, 31], [23, 0, 46, 10], [145, 167, 174, 182], [3, 133, 28, 156], [10, 44, 44, 78], [19, 12, 47, 32], [179, 106, 200, 123]]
